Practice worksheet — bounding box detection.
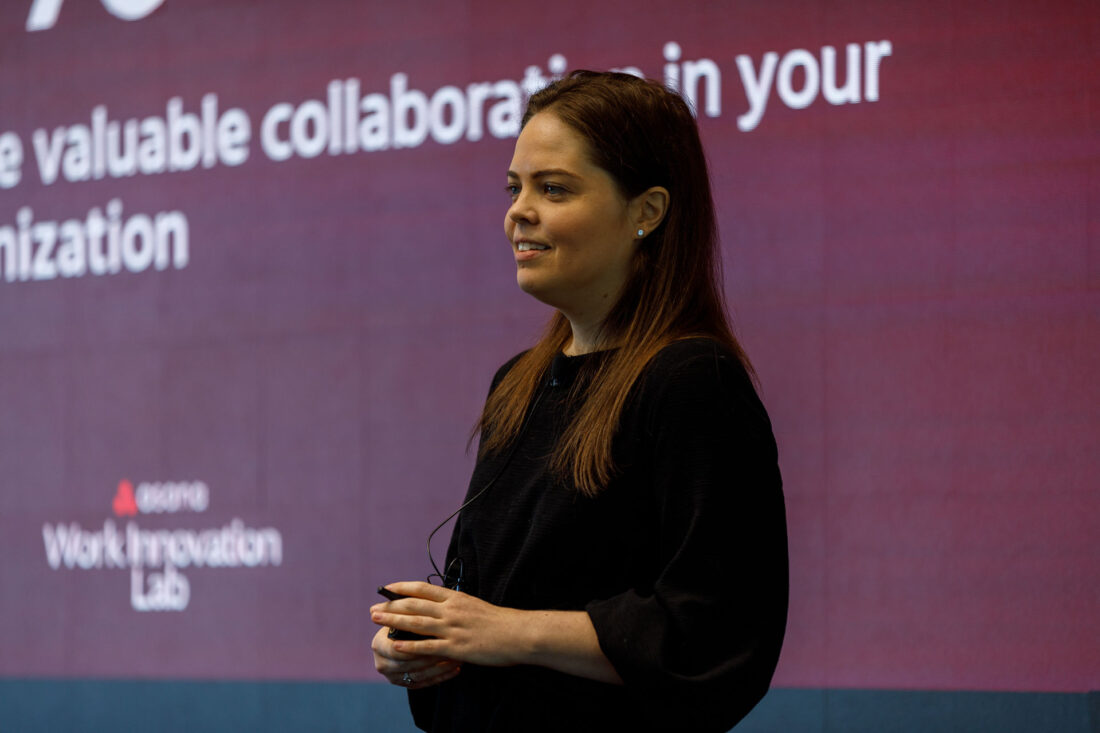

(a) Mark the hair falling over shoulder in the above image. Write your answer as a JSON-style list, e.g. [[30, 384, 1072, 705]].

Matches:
[[477, 70, 753, 496]]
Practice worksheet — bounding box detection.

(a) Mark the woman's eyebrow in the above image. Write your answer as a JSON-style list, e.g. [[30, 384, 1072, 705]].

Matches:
[[506, 168, 582, 180]]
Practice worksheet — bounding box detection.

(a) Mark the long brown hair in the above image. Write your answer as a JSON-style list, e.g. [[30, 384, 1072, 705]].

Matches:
[[477, 70, 752, 496]]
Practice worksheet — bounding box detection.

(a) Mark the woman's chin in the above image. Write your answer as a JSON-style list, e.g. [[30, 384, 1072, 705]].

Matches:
[[516, 273, 545, 298], [516, 276, 565, 310]]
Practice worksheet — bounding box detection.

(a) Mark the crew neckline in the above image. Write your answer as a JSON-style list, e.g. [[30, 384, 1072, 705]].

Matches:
[[548, 348, 614, 388], [558, 345, 620, 359]]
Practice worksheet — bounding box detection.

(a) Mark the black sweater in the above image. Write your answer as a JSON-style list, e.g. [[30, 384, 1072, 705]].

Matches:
[[409, 338, 788, 732]]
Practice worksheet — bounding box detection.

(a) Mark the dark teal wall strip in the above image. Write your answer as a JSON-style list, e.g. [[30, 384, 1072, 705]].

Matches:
[[1, 680, 1095, 733], [0, 680, 418, 733], [738, 688, 1098, 733]]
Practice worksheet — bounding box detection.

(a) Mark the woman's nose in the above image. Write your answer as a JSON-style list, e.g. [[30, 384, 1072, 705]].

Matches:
[[507, 192, 537, 225]]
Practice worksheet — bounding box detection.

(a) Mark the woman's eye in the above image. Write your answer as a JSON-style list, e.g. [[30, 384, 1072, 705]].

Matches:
[[505, 182, 566, 199]]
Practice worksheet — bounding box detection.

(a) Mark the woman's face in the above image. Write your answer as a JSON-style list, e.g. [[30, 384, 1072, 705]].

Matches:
[[504, 112, 640, 323]]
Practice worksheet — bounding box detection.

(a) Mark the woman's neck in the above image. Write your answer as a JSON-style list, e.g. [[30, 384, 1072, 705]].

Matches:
[[563, 315, 609, 356]]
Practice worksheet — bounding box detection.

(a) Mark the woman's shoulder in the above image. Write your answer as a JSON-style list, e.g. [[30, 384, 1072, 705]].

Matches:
[[489, 350, 529, 390], [638, 336, 767, 425], [646, 336, 748, 381]]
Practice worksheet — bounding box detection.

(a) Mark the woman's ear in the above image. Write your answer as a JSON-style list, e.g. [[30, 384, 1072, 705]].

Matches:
[[632, 186, 670, 237]]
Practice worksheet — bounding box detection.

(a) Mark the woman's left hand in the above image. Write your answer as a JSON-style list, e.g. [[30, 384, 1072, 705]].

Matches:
[[370, 582, 528, 667], [370, 581, 622, 683]]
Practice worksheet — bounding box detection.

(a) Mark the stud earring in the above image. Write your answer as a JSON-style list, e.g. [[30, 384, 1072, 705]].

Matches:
[[637, 229, 645, 237]]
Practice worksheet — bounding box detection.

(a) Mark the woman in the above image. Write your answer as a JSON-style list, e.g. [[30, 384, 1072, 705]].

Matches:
[[371, 70, 788, 732]]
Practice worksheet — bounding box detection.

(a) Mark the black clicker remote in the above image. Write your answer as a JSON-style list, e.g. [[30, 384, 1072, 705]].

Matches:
[[377, 586, 430, 640]]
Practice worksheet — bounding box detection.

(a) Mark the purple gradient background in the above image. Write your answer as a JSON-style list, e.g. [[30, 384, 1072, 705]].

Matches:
[[1, 0, 1097, 692]]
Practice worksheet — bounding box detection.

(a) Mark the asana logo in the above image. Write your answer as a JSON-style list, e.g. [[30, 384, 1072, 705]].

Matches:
[[113, 479, 137, 515], [42, 477, 283, 612], [111, 478, 208, 516]]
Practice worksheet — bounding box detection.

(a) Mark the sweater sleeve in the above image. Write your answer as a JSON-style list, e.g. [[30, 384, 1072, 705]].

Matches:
[[585, 343, 788, 732]]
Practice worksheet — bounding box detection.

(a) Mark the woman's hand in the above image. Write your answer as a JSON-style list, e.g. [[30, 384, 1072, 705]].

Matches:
[[370, 582, 622, 684], [371, 582, 529, 668], [370, 623, 462, 691]]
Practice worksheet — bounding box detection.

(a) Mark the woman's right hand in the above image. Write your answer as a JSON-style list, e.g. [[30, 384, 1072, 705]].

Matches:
[[371, 625, 462, 690]]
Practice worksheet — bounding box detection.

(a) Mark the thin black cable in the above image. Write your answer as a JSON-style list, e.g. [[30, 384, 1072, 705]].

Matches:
[[426, 385, 548, 583]]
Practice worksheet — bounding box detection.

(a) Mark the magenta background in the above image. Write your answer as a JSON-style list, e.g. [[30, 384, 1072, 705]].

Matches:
[[1, 0, 1097, 692]]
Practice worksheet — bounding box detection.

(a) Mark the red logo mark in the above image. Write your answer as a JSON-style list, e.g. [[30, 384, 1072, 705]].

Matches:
[[112, 479, 138, 516]]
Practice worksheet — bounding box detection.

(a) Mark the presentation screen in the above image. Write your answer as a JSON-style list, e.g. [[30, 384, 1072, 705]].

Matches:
[[1, 0, 1096, 694]]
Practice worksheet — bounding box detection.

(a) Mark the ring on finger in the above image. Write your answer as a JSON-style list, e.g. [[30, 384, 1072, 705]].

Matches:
[[402, 672, 413, 686]]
